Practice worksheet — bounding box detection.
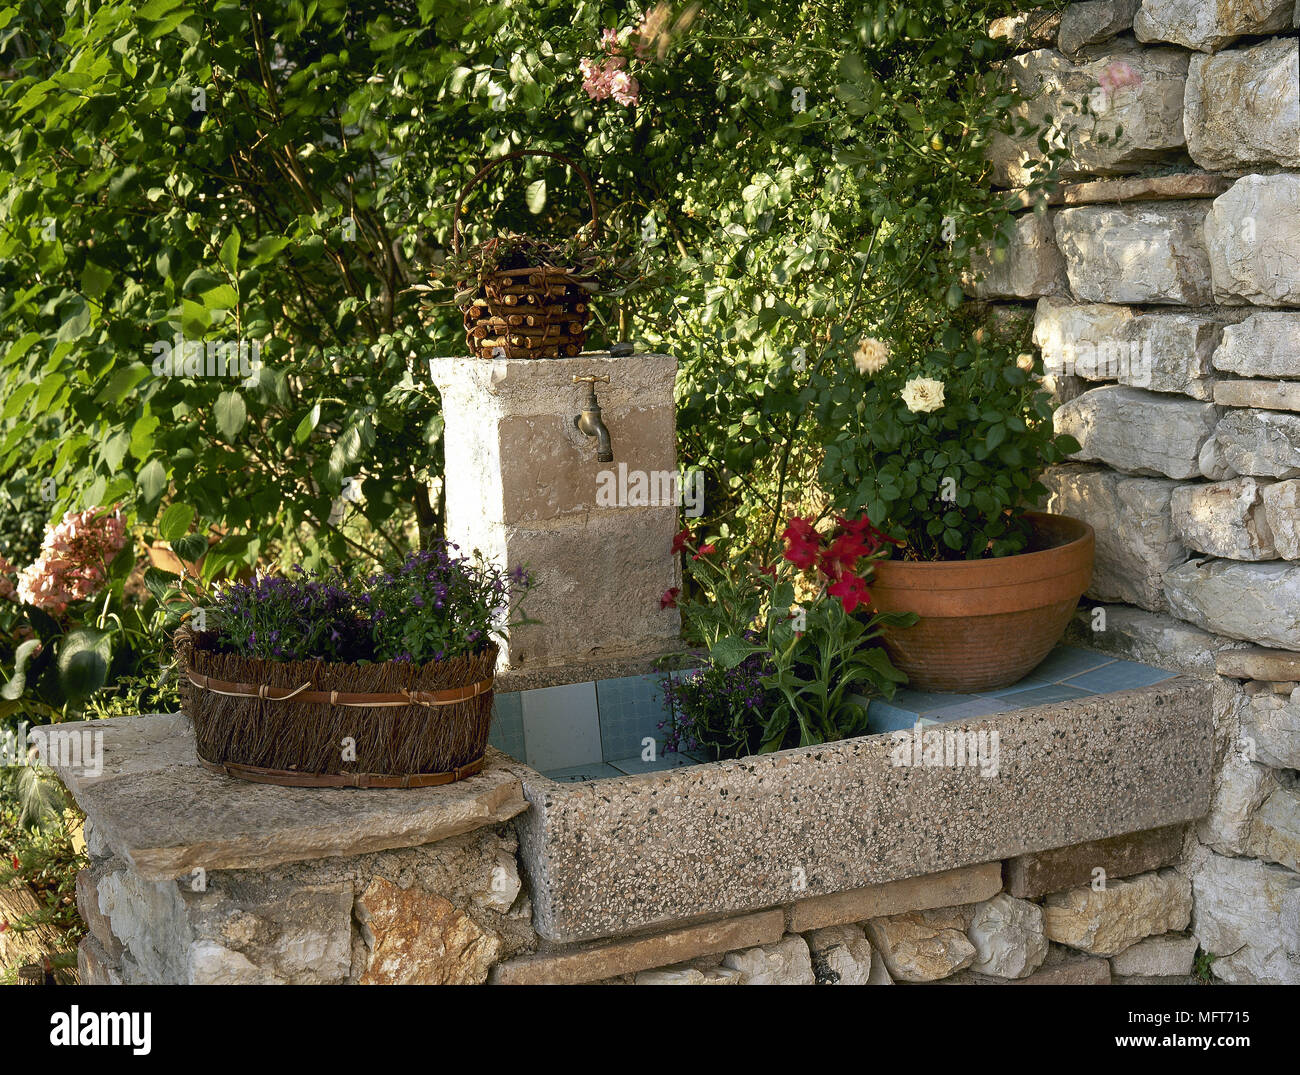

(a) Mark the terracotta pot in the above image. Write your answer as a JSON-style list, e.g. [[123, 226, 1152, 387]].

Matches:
[[869, 512, 1095, 693]]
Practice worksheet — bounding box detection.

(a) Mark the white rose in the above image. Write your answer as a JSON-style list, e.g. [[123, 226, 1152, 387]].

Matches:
[[900, 376, 945, 414], [853, 336, 890, 375]]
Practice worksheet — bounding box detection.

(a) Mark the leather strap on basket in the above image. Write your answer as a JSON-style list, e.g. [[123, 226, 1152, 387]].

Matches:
[[185, 670, 493, 708], [451, 149, 599, 255], [197, 755, 486, 789]]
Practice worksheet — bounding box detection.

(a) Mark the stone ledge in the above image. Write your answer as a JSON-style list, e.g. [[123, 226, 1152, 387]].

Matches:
[[1216, 645, 1300, 681], [515, 678, 1214, 943], [786, 863, 1002, 933], [32, 713, 529, 880], [489, 910, 785, 985]]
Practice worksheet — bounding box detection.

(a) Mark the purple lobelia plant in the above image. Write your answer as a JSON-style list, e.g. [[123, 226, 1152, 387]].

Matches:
[[210, 566, 368, 662]]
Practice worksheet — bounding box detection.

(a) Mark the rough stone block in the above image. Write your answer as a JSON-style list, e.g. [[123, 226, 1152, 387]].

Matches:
[[1213, 312, 1300, 379], [1041, 464, 1186, 610], [1185, 37, 1300, 172], [1058, 0, 1139, 53], [633, 965, 741, 985], [1033, 297, 1235, 399], [1054, 386, 1220, 479], [76, 861, 125, 962], [989, 47, 1189, 186], [1242, 687, 1300, 770], [1249, 785, 1300, 873], [489, 910, 785, 985], [1198, 752, 1277, 855], [1042, 868, 1192, 956], [1171, 476, 1277, 560], [1186, 844, 1300, 984], [786, 862, 1003, 933], [1164, 557, 1300, 648], [77, 934, 123, 987], [1066, 604, 1250, 675], [967, 893, 1048, 978], [990, 8, 1062, 48], [1207, 409, 1300, 478], [965, 211, 1068, 299], [1262, 475, 1300, 557], [722, 935, 816, 985], [1004, 824, 1186, 899], [806, 924, 875, 985], [1218, 646, 1300, 681], [1135, 0, 1295, 50], [1205, 174, 1300, 306], [865, 908, 977, 982], [1053, 203, 1213, 305], [1214, 380, 1300, 411], [1109, 931, 1198, 977]]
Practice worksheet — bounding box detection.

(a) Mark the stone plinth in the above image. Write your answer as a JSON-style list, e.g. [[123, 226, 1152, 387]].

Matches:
[[428, 353, 681, 670]]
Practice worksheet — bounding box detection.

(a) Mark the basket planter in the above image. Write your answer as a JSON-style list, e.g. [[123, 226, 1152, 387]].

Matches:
[[178, 631, 497, 789], [450, 150, 598, 360], [867, 511, 1095, 693]]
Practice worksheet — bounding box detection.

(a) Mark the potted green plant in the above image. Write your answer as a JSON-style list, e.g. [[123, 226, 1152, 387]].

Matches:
[[817, 325, 1093, 693], [177, 544, 531, 788]]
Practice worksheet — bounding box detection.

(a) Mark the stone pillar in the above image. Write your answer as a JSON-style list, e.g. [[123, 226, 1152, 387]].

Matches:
[[428, 353, 681, 670]]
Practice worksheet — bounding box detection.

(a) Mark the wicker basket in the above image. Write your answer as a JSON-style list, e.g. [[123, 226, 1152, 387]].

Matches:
[[177, 630, 497, 789], [450, 150, 599, 360]]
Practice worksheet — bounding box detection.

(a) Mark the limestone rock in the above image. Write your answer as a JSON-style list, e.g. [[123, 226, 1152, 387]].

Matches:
[[1243, 686, 1300, 769], [990, 8, 1062, 48], [1187, 846, 1300, 984], [864, 908, 977, 982], [1109, 932, 1198, 977], [1054, 386, 1219, 479], [1041, 465, 1187, 610], [1054, 203, 1213, 305], [1164, 558, 1300, 648], [635, 965, 741, 985], [1171, 477, 1277, 560], [1134, 0, 1294, 50], [472, 851, 522, 914], [356, 877, 500, 985], [1067, 604, 1250, 675], [1058, 0, 1139, 53], [1250, 785, 1300, 873], [1213, 312, 1300, 379], [868, 946, 894, 984], [721, 935, 815, 985], [1199, 434, 1238, 480], [967, 894, 1048, 979], [1205, 174, 1300, 306], [1185, 38, 1300, 172], [1217, 646, 1300, 682], [989, 47, 1189, 187], [1208, 409, 1300, 478], [1033, 297, 1231, 399], [965, 211, 1068, 299], [1213, 380, 1300, 412], [1041, 868, 1192, 956], [1198, 751, 1277, 854], [806, 924, 875, 985]]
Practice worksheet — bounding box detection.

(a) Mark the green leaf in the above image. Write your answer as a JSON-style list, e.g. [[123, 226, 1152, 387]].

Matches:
[[137, 458, 167, 505], [215, 390, 246, 440], [158, 502, 195, 541], [218, 229, 241, 275], [170, 533, 209, 563], [524, 178, 547, 214], [143, 566, 182, 603], [1, 639, 45, 701], [294, 402, 321, 444], [57, 627, 113, 703], [709, 633, 765, 670]]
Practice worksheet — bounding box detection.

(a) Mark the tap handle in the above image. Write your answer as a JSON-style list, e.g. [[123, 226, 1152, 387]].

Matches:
[[571, 374, 610, 385]]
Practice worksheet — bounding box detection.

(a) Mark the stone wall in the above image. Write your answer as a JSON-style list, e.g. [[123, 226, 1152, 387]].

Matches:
[[971, 1, 1300, 983]]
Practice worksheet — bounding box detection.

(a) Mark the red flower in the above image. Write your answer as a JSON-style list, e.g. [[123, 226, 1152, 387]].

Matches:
[[659, 587, 680, 610], [781, 516, 821, 571], [692, 543, 716, 560], [9, 855, 17, 870], [836, 514, 903, 551], [758, 563, 777, 578], [671, 528, 692, 555], [828, 573, 872, 614], [819, 532, 872, 581], [0, 919, 7, 933]]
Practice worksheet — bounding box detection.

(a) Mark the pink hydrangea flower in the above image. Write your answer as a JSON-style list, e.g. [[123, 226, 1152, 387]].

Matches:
[[0, 555, 16, 602], [579, 54, 638, 106], [14, 507, 127, 615]]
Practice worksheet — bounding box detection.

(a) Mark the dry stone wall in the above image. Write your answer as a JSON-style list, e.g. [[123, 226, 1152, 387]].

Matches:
[[972, 0, 1300, 983]]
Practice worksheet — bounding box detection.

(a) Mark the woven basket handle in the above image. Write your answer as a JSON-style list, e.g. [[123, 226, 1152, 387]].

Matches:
[[451, 149, 600, 256]]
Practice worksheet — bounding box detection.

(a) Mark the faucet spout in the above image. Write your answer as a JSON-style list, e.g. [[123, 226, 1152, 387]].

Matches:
[[573, 375, 614, 462]]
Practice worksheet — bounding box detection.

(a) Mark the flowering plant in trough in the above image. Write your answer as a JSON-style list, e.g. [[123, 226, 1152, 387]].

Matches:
[[207, 543, 532, 665], [662, 516, 915, 758]]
